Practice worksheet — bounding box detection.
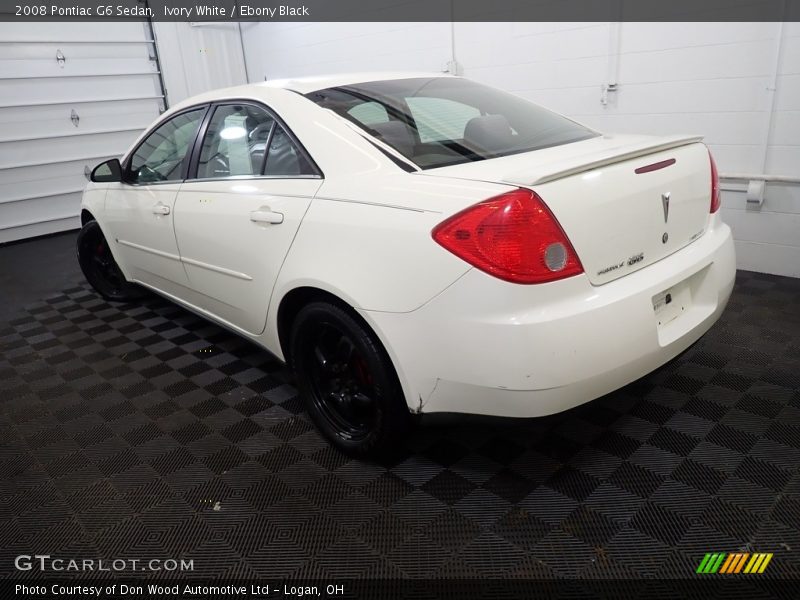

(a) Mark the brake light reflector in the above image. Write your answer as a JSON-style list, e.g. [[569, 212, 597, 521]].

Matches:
[[635, 158, 676, 174], [709, 149, 721, 213], [432, 189, 583, 284]]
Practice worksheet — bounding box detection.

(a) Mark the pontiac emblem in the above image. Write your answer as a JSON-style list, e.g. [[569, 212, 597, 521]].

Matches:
[[661, 192, 671, 223]]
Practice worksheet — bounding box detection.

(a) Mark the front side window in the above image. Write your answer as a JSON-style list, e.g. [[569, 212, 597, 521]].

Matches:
[[128, 108, 205, 184], [307, 77, 598, 169]]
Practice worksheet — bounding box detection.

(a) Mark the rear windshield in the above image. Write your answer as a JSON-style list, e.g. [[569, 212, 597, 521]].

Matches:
[[306, 77, 598, 169]]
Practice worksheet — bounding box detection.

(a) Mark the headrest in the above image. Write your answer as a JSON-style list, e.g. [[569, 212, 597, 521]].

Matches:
[[369, 121, 414, 157], [464, 114, 514, 153]]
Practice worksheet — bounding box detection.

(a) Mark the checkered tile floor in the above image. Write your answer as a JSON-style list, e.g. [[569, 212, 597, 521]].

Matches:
[[1, 270, 798, 584]]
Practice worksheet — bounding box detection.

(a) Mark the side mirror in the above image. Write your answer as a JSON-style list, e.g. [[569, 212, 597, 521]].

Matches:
[[90, 158, 122, 183]]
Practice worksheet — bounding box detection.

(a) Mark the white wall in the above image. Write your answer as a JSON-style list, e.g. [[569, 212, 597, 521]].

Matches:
[[154, 22, 247, 106], [241, 22, 800, 277], [239, 21, 451, 80]]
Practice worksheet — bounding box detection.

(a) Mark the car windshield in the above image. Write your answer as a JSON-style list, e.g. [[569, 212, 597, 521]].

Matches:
[[306, 77, 598, 169]]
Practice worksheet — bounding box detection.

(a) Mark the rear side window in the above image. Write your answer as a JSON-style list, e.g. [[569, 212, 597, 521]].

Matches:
[[197, 103, 317, 179], [197, 104, 275, 179], [264, 127, 316, 177], [307, 77, 597, 169]]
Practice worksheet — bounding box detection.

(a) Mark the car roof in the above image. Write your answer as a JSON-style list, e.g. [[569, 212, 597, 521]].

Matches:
[[257, 72, 453, 94], [168, 72, 456, 114]]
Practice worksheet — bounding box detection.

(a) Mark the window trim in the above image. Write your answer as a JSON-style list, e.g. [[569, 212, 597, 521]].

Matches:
[[258, 121, 278, 175], [179, 174, 324, 184], [186, 99, 323, 182], [337, 117, 419, 173], [122, 104, 210, 186]]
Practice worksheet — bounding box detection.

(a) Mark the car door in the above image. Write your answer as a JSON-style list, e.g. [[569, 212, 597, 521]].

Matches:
[[173, 101, 323, 335], [103, 106, 207, 295]]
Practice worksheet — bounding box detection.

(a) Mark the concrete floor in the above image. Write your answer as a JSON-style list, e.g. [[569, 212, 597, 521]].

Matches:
[[0, 230, 80, 323]]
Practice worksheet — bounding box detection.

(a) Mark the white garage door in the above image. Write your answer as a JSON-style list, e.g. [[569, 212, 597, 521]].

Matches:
[[0, 22, 167, 243]]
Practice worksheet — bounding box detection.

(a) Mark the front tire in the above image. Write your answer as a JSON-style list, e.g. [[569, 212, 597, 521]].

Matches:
[[76, 220, 143, 302], [290, 302, 412, 456]]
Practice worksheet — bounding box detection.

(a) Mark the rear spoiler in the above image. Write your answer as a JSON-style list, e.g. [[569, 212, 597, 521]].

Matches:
[[503, 135, 704, 186]]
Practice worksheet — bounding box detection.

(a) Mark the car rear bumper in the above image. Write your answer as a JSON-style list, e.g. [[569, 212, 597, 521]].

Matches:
[[364, 215, 736, 418]]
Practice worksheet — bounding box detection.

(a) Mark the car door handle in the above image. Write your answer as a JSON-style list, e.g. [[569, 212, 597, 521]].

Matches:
[[152, 203, 170, 216], [250, 208, 283, 224]]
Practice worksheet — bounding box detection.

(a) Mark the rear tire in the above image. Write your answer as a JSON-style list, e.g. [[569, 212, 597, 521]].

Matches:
[[290, 301, 412, 456], [76, 220, 144, 302]]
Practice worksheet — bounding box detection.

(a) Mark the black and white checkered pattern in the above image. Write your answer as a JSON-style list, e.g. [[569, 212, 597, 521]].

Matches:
[[1, 270, 798, 587]]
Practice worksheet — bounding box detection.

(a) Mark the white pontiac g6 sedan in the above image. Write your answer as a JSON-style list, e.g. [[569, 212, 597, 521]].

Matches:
[[79, 73, 736, 454]]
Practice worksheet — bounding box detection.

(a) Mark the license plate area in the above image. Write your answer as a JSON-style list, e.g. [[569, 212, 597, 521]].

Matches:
[[653, 280, 692, 327]]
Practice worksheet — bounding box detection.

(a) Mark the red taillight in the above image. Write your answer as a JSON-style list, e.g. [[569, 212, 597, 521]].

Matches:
[[709, 148, 721, 213], [432, 188, 583, 284]]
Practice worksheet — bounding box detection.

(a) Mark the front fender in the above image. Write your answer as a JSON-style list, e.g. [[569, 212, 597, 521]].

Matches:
[[80, 182, 108, 219]]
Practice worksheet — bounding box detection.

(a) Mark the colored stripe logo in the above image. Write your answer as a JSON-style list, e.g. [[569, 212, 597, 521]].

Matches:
[[696, 552, 773, 574]]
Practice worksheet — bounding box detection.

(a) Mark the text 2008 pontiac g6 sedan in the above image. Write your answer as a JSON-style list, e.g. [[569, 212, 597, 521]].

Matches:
[[79, 73, 735, 454]]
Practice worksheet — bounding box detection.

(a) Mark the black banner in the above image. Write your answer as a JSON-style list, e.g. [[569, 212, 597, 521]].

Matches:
[[2, 0, 800, 22], [5, 579, 800, 600]]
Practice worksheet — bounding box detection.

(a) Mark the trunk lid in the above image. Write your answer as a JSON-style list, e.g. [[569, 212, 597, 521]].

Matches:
[[423, 134, 712, 285]]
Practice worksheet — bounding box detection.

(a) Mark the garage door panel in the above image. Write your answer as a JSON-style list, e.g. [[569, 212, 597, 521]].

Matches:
[[2, 41, 155, 61], [0, 191, 83, 233], [0, 22, 164, 242], [0, 99, 163, 126], [5, 171, 96, 204], [0, 74, 163, 105], [0, 216, 81, 244], [1, 156, 124, 185], [1, 111, 155, 143], [0, 22, 150, 43], [0, 58, 159, 80], [1, 131, 142, 165]]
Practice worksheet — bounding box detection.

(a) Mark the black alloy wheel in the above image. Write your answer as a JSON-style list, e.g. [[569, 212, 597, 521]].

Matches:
[[76, 220, 143, 302], [290, 302, 412, 455]]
